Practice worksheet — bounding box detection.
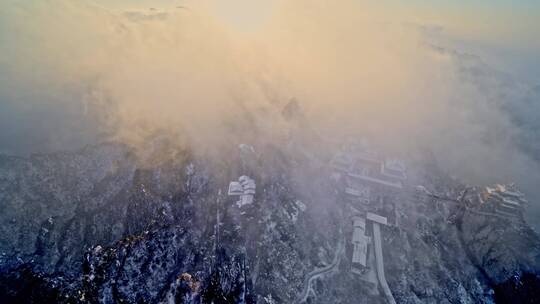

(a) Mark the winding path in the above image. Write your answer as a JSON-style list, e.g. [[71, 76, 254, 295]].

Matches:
[[296, 239, 345, 303]]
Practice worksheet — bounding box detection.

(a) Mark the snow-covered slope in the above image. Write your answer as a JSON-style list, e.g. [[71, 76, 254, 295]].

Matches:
[[0, 142, 538, 303]]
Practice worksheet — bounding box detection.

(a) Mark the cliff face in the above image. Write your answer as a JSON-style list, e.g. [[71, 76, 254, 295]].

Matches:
[[0, 143, 539, 304]]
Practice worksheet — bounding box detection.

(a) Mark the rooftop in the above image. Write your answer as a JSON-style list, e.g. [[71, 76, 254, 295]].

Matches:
[[381, 159, 407, 180], [348, 172, 403, 189], [486, 184, 528, 205]]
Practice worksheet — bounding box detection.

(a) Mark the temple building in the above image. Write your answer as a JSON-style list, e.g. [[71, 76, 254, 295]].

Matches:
[[348, 213, 396, 303], [351, 217, 370, 270], [345, 183, 371, 205], [330, 142, 406, 217], [381, 159, 407, 184], [481, 184, 527, 218], [228, 176, 256, 208]]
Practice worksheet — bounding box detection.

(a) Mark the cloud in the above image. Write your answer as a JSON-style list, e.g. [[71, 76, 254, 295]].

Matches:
[[123, 11, 169, 22], [1, 0, 539, 225]]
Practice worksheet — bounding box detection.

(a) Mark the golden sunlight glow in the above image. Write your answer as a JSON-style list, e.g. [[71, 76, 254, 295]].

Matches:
[[201, 0, 279, 33]]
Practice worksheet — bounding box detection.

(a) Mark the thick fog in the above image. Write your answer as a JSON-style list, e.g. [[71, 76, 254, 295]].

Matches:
[[1, 0, 539, 227]]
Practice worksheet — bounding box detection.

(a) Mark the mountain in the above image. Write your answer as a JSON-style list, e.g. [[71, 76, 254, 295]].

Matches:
[[0, 140, 539, 303]]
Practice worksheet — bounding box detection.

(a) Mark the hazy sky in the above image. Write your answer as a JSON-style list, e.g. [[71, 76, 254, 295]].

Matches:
[[90, 1, 540, 39], [89, 0, 540, 79], [88, 0, 540, 36]]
